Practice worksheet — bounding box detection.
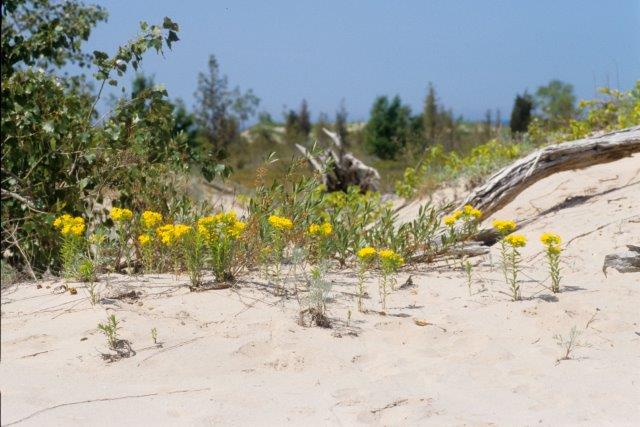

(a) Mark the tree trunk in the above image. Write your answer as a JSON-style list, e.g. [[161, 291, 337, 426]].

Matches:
[[461, 126, 640, 218]]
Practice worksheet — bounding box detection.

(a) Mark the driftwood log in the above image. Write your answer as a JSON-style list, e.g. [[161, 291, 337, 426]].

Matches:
[[461, 126, 640, 218], [296, 128, 380, 192]]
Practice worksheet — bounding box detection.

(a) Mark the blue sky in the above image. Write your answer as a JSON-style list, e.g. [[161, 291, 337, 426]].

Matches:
[[85, 0, 640, 122]]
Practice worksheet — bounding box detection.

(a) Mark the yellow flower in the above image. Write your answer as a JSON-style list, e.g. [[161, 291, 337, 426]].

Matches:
[[540, 232, 561, 246], [378, 248, 405, 268], [56, 215, 85, 236], [309, 222, 333, 237], [463, 205, 482, 219], [443, 215, 457, 226], [53, 214, 73, 229], [321, 222, 333, 236], [197, 215, 217, 228], [357, 246, 376, 261], [172, 224, 192, 240], [228, 221, 246, 238], [110, 207, 133, 222], [268, 215, 293, 230], [141, 211, 163, 228], [138, 234, 152, 246], [493, 219, 517, 234], [452, 210, 463, 221], [156, 224, 175, 245], [504, 234, 527, 247]]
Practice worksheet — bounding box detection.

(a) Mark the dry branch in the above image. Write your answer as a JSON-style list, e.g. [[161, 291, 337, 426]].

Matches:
[[461, 126, 640, 217], [296, 128, 380, 192]]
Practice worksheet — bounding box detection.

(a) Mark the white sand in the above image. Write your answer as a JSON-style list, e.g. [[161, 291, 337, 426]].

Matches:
[[2, 155, 639, 426]]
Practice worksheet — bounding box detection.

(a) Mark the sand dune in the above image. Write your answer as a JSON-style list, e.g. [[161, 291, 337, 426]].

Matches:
[[1, 155, 639, 426]]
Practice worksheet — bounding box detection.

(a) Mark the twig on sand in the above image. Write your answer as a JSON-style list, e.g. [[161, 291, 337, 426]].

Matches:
[[137, 336, 205, 365], [5, 388, 211, 426], [565, 215, 639, 247], [371, 398, 409, 414]]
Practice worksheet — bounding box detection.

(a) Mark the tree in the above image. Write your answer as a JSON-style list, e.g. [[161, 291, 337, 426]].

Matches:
[[365, 95, 411, 159], [483, 109, 493, 140], [335, 100, 349, 147], [510, 92, 534, 133], [534, 80, 576, 128], [422, 83, 438, 142], [194, 54, 259, 159], [298, 99, 312, 136]]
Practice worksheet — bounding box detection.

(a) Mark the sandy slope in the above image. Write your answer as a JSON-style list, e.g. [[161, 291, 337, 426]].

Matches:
[[1, 155, 639, 426]]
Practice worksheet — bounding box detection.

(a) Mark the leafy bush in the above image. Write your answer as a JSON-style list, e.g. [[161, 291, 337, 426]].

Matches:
[[1, 1, 227, 276]]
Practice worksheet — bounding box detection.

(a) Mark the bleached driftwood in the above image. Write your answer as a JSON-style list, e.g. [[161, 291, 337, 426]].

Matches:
[[603, 245, 640, 275], [296, 128, 380, 192], [461, 126, 640, 218]]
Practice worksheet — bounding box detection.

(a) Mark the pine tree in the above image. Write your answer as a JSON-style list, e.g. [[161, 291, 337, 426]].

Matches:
[[422, 83, 438, 142], [509, 93, 534, 134], [335, 100, 349, 147], [298, 99, 311, 136]]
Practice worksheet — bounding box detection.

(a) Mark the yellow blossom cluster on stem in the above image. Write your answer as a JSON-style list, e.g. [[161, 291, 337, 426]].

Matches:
[[462, 204, 482, 220], [356, 246, 377, 262], [141, 211, 163, 229], [268, 215, 293, 231], [53, 214, 85, 236], [492, 219, 517, 235], [197, 211, 246, 241], [156, 224, 191, 246], [138, 234, 152, 246], [110, 207, 133, 222], [540, 232, 561, 247], [443, 205, 482, 226], [308, 222, 333, 237], [504, 234, 527, 248], [378, 248, 405, 268]]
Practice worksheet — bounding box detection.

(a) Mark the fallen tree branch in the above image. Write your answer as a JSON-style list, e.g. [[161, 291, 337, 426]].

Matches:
[[461, 126, 640, 217]]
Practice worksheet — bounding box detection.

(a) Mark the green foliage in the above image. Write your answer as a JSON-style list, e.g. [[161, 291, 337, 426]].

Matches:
[[534, 79, 577, 129], [568, 82, 640, 139], [1, 2, 224, 275], [1, 0, 108, 75], [395, 137, 529, 199], [97, 314, 119, 349], [365, 95, 412, 159]]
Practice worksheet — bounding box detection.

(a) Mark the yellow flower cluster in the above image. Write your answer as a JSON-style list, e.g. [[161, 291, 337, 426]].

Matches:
[[504, 234, 527, 247], [53, 214, 85, 236], [540, 232, 561, 246], [462, 204, 482, 219], [156, 224, 191, 245], [308, 222, 332, 237], [141, 210, 163, 228], [110, 207, 133, 222], [540, 232, 561, 255], [378, 248, 405, 267], [443, 205, 482, 226], [138, 234, 152, 246], [268, 215, 293, 231], [443, 215, 457, 226], [197, 211, 246, 240], [492, 219, 517, 234], [356, 246, 377, 261]]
